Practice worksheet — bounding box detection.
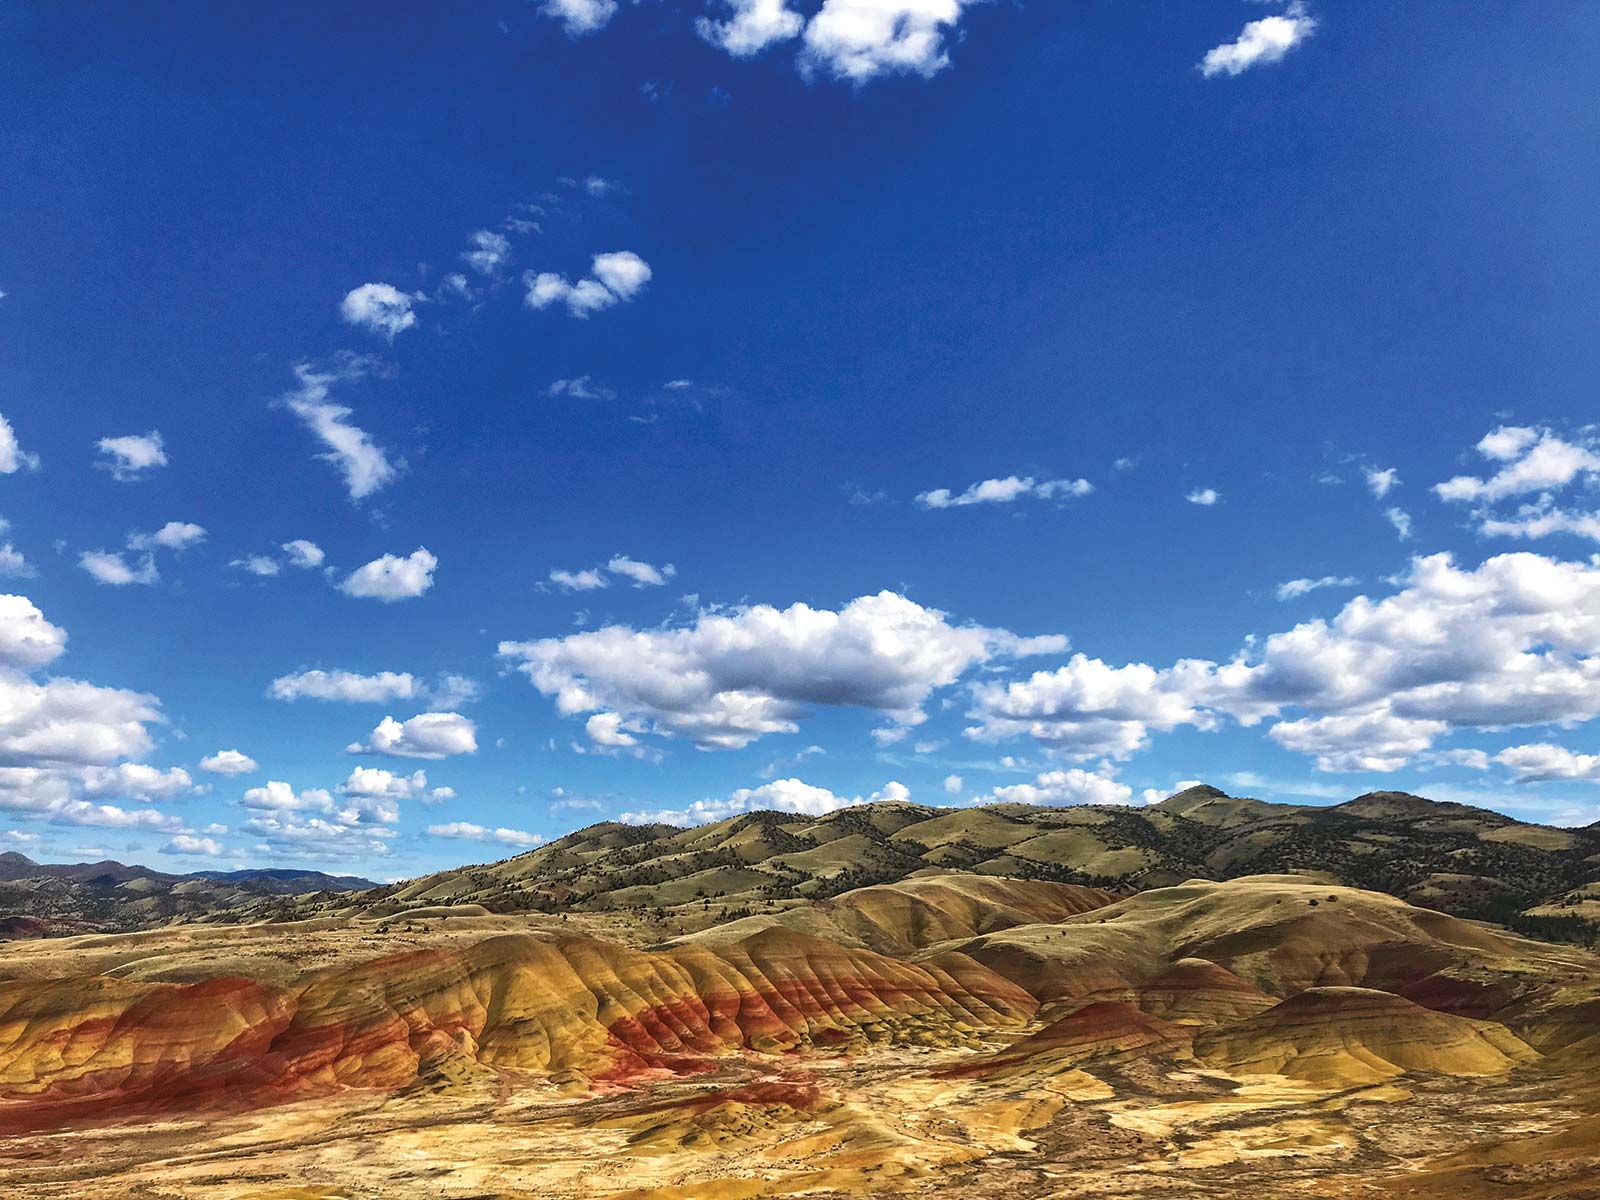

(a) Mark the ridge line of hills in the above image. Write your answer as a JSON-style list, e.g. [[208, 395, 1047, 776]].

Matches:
[[242, 783, 1600, 945]]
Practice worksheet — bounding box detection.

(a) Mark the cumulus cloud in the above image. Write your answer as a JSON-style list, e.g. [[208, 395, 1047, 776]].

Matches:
[[550, 567, 608, 592], [1436, 427, 1600, 504], [1437, 426, 1600, 547], [968, 655, 1224, 760], [340, 765, 453, 804], [697, 0, 803, 56], [974, 767, 1134, 808], [0, 675, 163, 767], [338, 548, 437, 601], [79, 550, 159, 587], [549, 555, 676, 592], [800, 0, 983, 82], [546, 376, 616, 402], [0, 414, 40, 474], [607, 555, 676, 587], [268, 668, 475, 708], [280, 359, 401, 502], [1276, 575, 1359, 600], [128, 522, 206, 553], [538, 0, 617, 36], [916, 475, 1093, 510], [0, 544, 32, 579], [524, 251, 651, 318], [427, 821, 544, 848], [79, 763, 195, 802], [621, 777, 910, 826], [1186, 487, 1220, 506], [943, 773, 962, 794], [1364, 466, 1400, 498], [1200, 2, 1317, 78], [0, 595, 69, 670], [1496, 743, 1600, 783], [95, 431, 167, 481], [231, 555, 281, 577], [340, 283, 419, 340], [282, 539, 325, 569], [241, 778, 397, 856], [346, 711, 478, 759], [970, 550, 1600, 775], [200, 749, 258, 776], [163, 833, 223, 856], [461, 229, 513, 275], [499, 591, 1065, 751]]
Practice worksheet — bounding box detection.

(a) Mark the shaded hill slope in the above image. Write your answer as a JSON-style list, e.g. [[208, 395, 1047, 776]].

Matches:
[[256, 785, 1600, 938]]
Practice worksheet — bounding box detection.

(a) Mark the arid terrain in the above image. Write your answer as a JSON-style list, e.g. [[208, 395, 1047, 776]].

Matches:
[[1, 788, 1598, 1198]]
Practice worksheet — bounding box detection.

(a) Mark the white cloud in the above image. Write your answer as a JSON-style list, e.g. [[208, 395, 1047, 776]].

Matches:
[[340, 765, 452, 804], [462, 229, 512, 275], [523, 251, 651, 318], [1200, 2, 1317, 78], [975, 767, 1134, 808], [80, 763, 195, 802], [971, 550, 1600, 775], [1435, 427, 1600, 504], [0, 676, 162, 767], [1480, 505, 1600, 544], [550, 567, 609, 592], [200, 749, 258, 776], [590, 251, 652, 300], [1496, 743, 1600, 783], [916, 475, 1093, 510], [231, 555, 281, 578], [270, 669, 419, 703], [697, 0, 803, 57], [163, 834, 223, 856], [621, 777, 909, 826], [0, 415, 40, 474], [79, 550, 159, 587], [340, 283, 419, 340], [1364, 466, 1400, 498], [538, 0, 617, 37], [799, 0, 981, 82], [0, 595, 68, 669], [968, 654, 1223, 760], [607, 555, 676, 587], [338, 548, 437, 602], [943, 773, 962, 794], [280, 359, 400, 501], [282, 539, 325, 568], [499, 591, 1065, 751], [1276, 575, 1359, 600], [95, 431, 167, 481], [1186, 487, 1220, 506], [1436, 427, 1600, 548], [546, 376, 616, 402], [347, 711, 478, 759], [0, 545, 32, 579], [128, 522, 206, 553], [1385, 507, 1414, 540], [1267, 711, 1447, 773], [241, 778, 398, 856], [427, 821, 544, 848]]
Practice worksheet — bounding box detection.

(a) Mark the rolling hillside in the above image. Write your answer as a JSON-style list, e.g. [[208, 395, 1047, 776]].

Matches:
[[242, 785, 1600, 940]]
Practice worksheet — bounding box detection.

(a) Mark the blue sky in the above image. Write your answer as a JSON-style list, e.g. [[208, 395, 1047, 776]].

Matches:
[[2, 1, 1599, 877]]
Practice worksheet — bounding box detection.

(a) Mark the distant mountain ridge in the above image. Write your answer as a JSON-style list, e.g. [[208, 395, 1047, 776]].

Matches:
[[0, 853, 378, 938]]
